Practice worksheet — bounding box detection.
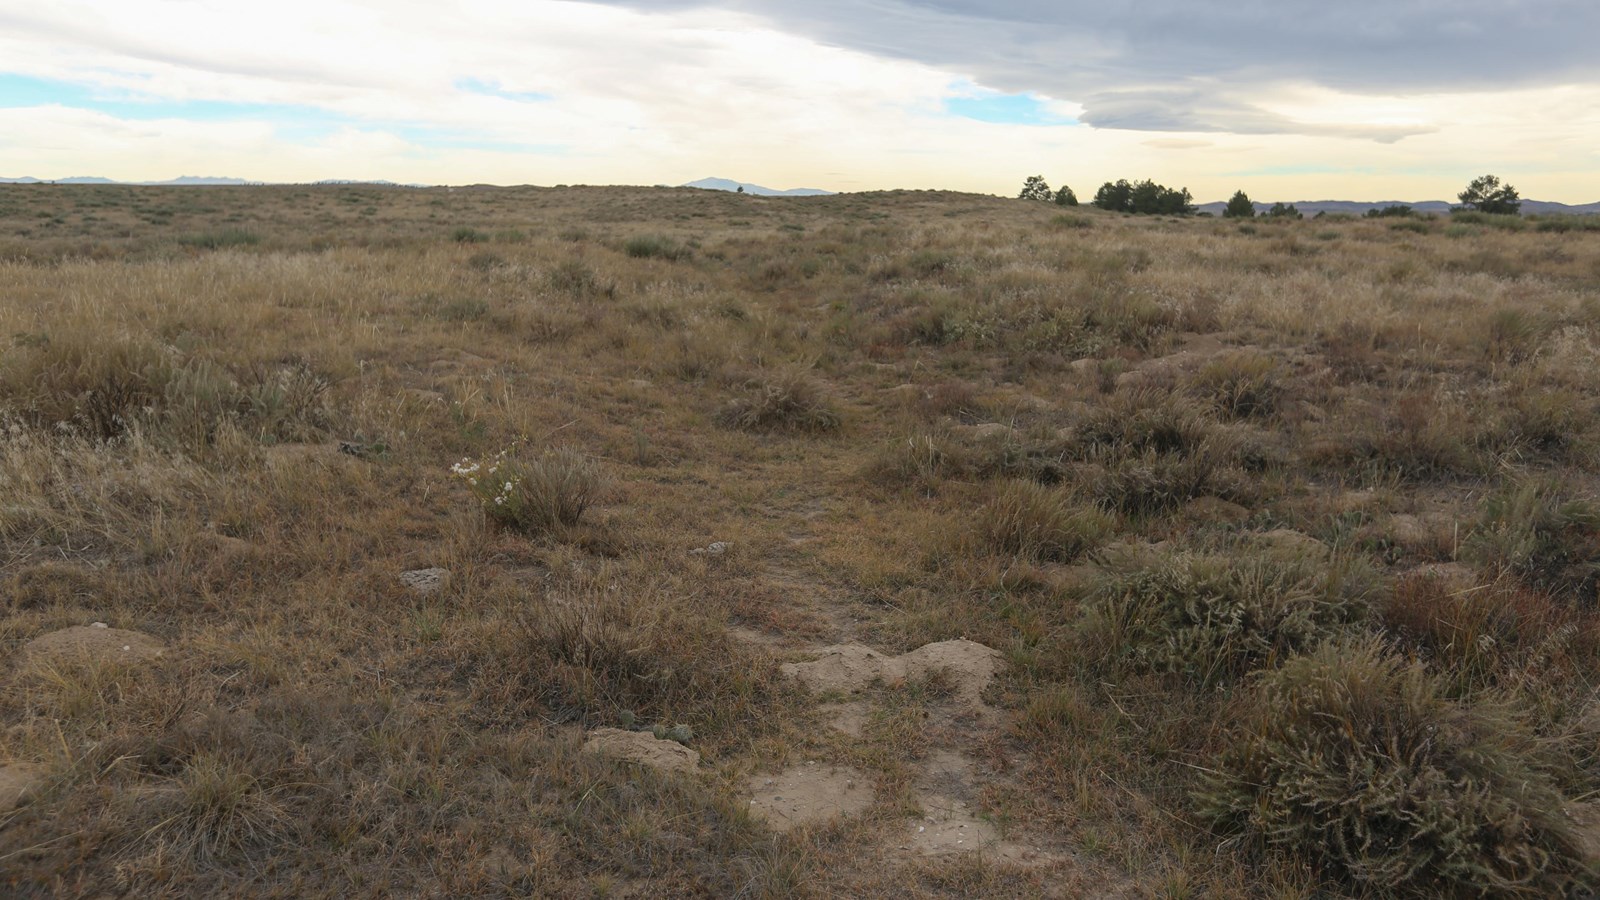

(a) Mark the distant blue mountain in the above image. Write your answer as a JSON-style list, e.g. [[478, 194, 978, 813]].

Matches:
[[683, 177, 832, 197]]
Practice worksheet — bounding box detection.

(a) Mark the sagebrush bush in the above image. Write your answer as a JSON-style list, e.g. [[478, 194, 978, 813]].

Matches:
[[717, 371, 840, 433], [624, 234, 691, 261], [1082, 550, 1368, 686], [450, 446, 601, 533], [1199, 638, 1591, 896], [1470, 477, 1600, 602], [976, 480, 1111, 563]]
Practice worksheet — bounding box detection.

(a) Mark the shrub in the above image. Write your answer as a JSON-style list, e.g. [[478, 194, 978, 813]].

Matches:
[[450, 226, 490, 243], [717, 371, 840, 433], [1190, 351, 1283, 419], [1199, 638, 1588, 896], [976, 480, 1111, 563], [177, 228, 260, 249], [1082, 551, 1366, 686], [450, 445, 601, 534], [1470, 477, 1600, 602], [623, 234, 691, 261]]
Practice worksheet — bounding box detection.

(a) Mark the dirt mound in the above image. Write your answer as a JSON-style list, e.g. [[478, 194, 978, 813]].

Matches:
[[581, 728, 699, 775], [747, 764, 873, 832], [18, 625, 166, 671], [782, 639, 1003, 710], [0, 764, 43, 813]]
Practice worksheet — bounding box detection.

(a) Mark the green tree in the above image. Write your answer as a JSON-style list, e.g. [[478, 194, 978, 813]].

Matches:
[[1223, 190, 1256, 219], [1053, 185, 1078, 206], [1018, 175, 1053, 202], [1093, 179, 1133, 212], [1266, 202, 1302, 220], [1457, 174, 1521, 215]]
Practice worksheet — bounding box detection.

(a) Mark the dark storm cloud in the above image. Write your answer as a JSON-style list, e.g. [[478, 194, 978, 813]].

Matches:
[[584, 0, 1599, 137]]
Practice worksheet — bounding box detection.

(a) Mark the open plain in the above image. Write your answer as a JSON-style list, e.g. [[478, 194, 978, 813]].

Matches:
[[2, 183, 1600, 897]]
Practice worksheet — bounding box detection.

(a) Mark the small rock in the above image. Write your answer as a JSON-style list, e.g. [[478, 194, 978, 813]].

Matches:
[[689, 542, 729, 556], [399, 568, 451, 597], [581, 728, 700, 775]]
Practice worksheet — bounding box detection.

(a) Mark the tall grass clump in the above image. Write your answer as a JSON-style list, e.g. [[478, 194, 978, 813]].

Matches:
[[0, 333, 174, 438], [717, 371, 841, 433], [1080, 550, 1369, 687], [976, 480, 1111, 563], [1199, 638, 1591, 896], [1190, 351, 1284, 419], [451, 445, 601, 534], [1470, 477, 1600, 602], [623, 234, 691, 261]]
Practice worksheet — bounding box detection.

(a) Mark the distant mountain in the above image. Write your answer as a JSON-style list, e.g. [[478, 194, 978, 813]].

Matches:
[[683, 177, 832, 197], [0, 174, 262, 186], [1195, 198, 1600, 217]]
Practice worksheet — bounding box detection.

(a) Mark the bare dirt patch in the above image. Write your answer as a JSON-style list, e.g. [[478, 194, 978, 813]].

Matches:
[[17, 625, 166, 672], [782, 639, 1003, 711], [746, 764, 873, 832]]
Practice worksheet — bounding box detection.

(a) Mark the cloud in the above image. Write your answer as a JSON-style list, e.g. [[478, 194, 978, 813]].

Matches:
[[1, 0, 1598, 202], [582, 0, 1600, 137]]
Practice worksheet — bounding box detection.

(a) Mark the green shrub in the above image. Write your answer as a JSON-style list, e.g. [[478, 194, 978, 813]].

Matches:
[[1082, 550, 1367, 686], [976, 480, 1111, 563], [1199, 638, 1589, 896], [624, 234, 691, 261], [451, 226, 490, 243]]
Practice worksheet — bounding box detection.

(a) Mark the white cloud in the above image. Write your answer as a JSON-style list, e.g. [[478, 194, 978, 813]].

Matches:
[[0, 0, 1597, 200]]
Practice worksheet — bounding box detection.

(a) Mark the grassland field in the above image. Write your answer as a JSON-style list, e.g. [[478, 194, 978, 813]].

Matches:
[[1, 182, 1600, 897]]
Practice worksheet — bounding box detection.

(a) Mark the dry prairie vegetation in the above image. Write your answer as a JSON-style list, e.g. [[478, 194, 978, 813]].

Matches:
[[2, 182, 1600, 897]]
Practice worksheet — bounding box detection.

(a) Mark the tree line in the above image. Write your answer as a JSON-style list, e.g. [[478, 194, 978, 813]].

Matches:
[[1019, 174, 1524, 217]]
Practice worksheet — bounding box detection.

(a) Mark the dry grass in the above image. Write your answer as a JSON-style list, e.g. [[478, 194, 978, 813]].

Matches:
[[2, 182, 1600, 895]]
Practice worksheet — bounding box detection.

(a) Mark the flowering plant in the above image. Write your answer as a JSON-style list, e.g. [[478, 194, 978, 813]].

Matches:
[[450, 444, 599, 532]]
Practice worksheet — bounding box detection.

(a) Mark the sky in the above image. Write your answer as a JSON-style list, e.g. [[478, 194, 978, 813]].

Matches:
[[2, 0, 1598, 201]]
